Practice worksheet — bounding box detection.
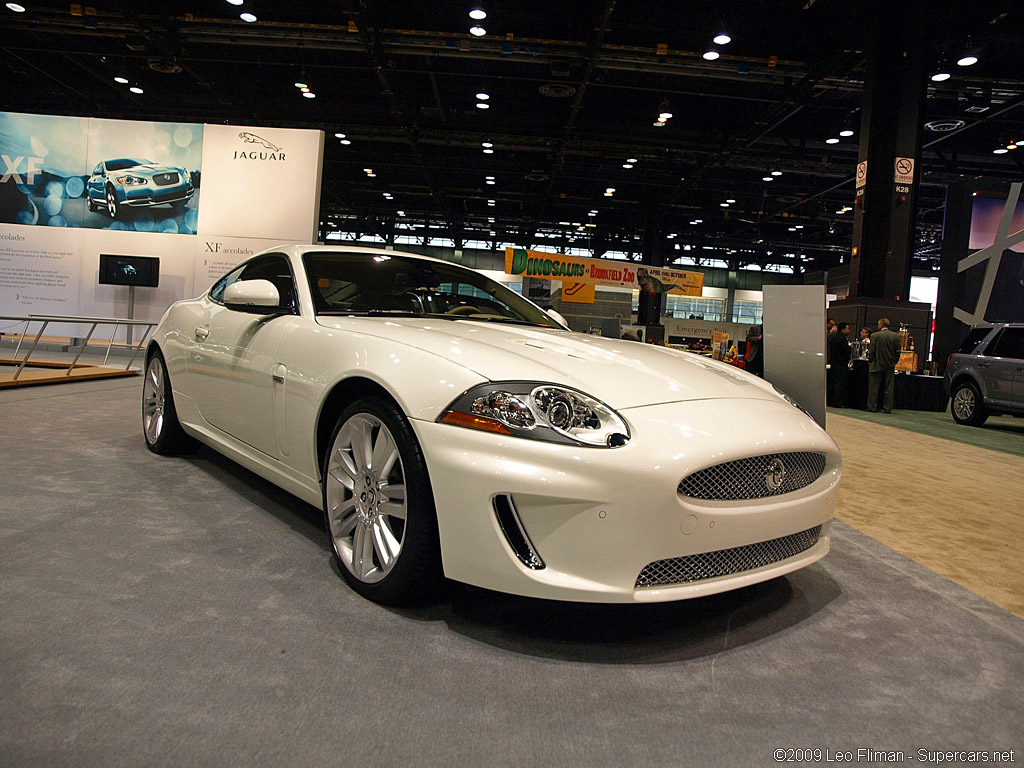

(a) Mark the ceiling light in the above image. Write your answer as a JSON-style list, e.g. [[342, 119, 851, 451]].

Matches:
[[226, 0, 243, 5], [485, 180, 495, 185], [469, 8, 486, 20], [240, 12, 257, 22], [300, 87, 310, 93], [485, 175, 494, 180], [476, 102, 489, 109], [726, 198, 736, 203], [713, 33, 731, 45], [627, 158, 637, 163], [839, 129, 855, 137], [794, 225, 803, 229], [693, 219, 703, 223], [481, 142, 493, 148], [340, 139, 351, 145], [605, 188, 615, 193], [956, 55, 978, 67], [302, 92, 315, 99], [129, 86, 144, 94], [604, 192, 613, 197], [1016, 140, 1024, 146], [1007, 143, 1018, 150], [397, 210, 405, 216], [825, 137, 840, 144], [295, 82, 309, 89], [469, 25, 486, 36], [720, 202, 729, 207], [114, 76, 129, 84], [771, 169, 782, 176], [622, 163, 634, 169], [588, 212, 597, 217], [482, 148, 493, 154], [334, 132, 346, 139], [762, 176, 773, 181], [703, 50, 720, 61], [363, 168, 372, 173], [993, 148, 1008, 154], [476, 91, 489, 100], [931, 72, 951, 82], [652, 121, 666, 127], [7, 2, 26, 9], [367, 172, 375, 177]]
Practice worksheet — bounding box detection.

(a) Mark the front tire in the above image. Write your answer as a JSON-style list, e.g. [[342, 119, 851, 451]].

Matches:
[[105, 185, 120, 219], [951, 380, 988, 426], [322, 397, 442, 604], [143, 350, 196, 454]]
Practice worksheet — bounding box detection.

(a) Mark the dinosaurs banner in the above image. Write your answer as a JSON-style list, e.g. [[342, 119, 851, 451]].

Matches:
[[505, 247, 703, 302]]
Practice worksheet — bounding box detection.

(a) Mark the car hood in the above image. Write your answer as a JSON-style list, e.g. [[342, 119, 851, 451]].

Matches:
[[315, 315, 780, 409], [127, 164, 180, 175]]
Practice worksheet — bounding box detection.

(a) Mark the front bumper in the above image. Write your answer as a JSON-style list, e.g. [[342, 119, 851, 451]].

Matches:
[[413, 396, 841, 603], [120, 185, 194, 208]]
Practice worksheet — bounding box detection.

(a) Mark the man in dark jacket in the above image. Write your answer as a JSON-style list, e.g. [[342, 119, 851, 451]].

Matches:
[[867, 317, 902, 413], [828, 322, 852, 407]]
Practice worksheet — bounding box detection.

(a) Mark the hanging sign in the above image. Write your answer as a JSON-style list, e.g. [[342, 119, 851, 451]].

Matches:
[[856, 160, 868, 189]]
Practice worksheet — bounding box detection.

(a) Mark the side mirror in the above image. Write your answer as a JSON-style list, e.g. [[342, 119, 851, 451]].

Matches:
[[223, 279, 282, 313], [546, 308, 569, 328]]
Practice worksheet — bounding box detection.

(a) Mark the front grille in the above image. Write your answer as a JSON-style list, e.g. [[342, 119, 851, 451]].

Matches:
[[678, 451, 826, 501], [635, 525, 823, 589], [152, 172, 179, 186]]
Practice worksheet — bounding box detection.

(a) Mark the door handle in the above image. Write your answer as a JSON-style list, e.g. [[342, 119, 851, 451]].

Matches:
[[976, 361, 989, 367], [194, 327, 209, 341], [272, 363, 287, 384]]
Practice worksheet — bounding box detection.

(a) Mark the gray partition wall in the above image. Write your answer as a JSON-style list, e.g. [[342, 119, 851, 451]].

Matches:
[[762, 285, 827, 427]]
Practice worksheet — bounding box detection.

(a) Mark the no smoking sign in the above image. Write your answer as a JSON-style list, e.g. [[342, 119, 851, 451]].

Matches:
[[893, 157, 914, 184]]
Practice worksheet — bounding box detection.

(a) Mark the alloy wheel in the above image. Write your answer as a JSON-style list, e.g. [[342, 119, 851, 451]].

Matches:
[[953, 386, 975, 421], [325, 413, 408, 583], [143, 356, 166, 444]]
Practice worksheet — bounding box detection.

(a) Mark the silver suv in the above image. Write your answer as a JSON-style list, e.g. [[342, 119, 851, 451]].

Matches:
[[944, 323, 1024, 426]]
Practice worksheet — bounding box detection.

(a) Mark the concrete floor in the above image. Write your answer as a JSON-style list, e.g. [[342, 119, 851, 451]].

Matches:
[[1, 378, 1022, 767]]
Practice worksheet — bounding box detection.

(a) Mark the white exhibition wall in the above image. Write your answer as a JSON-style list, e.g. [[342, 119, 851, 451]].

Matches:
[[0, 112, 324, 338], [762, 284, 827, 427]]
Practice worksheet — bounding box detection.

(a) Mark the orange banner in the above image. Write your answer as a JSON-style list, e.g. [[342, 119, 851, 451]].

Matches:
[[504, 247, 703, 296]]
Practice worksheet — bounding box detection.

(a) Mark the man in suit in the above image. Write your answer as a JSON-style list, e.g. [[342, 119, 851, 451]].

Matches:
[[828, 322, 852, 407], [867, 317, 902, 413]]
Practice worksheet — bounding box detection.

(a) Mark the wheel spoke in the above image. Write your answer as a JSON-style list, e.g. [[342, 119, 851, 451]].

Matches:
[[372, 518, 400, 567], [329, 462, 357, 491], [331, 498, 358, 531], [379, 484, 406, 520], [371, 428, 398, 477], [346, 418, 373, 473]]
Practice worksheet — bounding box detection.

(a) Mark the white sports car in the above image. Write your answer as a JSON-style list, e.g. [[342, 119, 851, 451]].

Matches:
[[143, 245, 841, 604]]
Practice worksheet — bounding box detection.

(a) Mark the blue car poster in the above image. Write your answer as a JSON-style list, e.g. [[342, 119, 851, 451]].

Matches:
[[0, 112, 203, 234]]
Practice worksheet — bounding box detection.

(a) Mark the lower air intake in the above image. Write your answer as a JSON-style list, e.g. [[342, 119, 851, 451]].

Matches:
[[635, 525, 823, 589], [493, 494, 545, 570]]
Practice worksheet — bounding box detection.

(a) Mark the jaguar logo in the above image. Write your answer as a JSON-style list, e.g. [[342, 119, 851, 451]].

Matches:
[[766, 458, 786, 492], [238, 132, 282, 151]]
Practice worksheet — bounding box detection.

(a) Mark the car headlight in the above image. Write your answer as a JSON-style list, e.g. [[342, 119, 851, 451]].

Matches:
[[114, 175, 148, 186], [440, 381, 630, 447]]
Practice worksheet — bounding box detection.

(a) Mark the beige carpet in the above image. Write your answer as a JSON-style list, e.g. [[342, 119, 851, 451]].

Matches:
[[827, 411, 1024, 618]]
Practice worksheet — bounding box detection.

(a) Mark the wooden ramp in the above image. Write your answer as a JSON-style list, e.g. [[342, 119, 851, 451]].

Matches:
[[0, 358, 139, 389]]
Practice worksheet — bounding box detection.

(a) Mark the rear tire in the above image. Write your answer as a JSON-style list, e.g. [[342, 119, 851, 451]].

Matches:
[[951, 380, 988, 426], [322, 397, 443, 605], [143, 350, 196, 454]]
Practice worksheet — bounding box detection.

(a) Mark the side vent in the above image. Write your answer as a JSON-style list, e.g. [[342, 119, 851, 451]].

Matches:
[[492, 494, 545, 570]]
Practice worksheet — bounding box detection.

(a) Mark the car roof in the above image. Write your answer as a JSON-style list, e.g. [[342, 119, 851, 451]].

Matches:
[[266, 244, 453, 266]]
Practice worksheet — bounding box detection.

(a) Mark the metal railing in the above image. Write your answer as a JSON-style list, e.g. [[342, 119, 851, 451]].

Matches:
[[0, 314, 157, 381]]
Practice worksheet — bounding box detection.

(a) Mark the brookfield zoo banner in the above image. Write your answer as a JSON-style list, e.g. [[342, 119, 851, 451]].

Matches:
[[505, 247, 703, 304]]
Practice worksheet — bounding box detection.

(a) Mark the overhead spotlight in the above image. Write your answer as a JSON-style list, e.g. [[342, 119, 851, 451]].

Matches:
[[713, 33, 731, 45], [300, 87, 310, 93], [956, 54, 978, 67], [839, 129, 855, 137], [481, 142, 493, 148], [339, 139, 351, 145], [825, 137, 840, 144], [469, 8, 486, 20], [334, 132, 346, 139], [469, 25, 486, 36], [726, 198, 736, 203], [485, 175, 495, 180], [627, 158, 638, 163], [226, 0, 243, 4], [1016, 140, 1024, 146], [605, 187, 615, 193], [931, 71, 951, 82], [993, 148, 1008, 154], [703, 50, 720, 61], [295, 82, 309, 89], [762, 176, 773, 181], [485, 179, 495, 185], [129, 86, 144, 94], [482, 148, 494, 154], [693, 219, 703, 223], [1007, 143, 1018, 150], [771, 169, 782, 176], [622, 163, 634, 169], [397, 210, 405, 216], [476, 102, 490, 109], [114, 76, 129, 84], [476, 91, 489, 101], [653, 121, 667, 127], [720, 202, 729, 207], [240, 12, 257, 22], [302, 91, 316, 99], [6, 3, 27, 10]]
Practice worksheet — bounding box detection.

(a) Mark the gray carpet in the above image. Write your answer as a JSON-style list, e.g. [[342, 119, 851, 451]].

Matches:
[[1, 378, 1021, 767]]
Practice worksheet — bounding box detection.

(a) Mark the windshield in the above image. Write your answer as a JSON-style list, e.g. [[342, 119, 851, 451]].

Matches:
[[303, 251, 561, 328], [105, 158, 150, 171]]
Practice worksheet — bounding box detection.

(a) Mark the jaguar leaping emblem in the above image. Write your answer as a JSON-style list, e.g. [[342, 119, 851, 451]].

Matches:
[[238, 132, 282, 152]]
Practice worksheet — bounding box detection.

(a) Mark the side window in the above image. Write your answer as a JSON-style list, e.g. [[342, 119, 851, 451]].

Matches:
[[209, 264, 246, 304], [989, 328, 1024, 360], [956, 327, 993, 355], [93, 163, 102, 176], [237, 254, 297, 312]]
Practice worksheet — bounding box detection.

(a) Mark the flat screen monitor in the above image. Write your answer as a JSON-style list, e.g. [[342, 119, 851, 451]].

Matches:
[[98, 254, 160, 288]]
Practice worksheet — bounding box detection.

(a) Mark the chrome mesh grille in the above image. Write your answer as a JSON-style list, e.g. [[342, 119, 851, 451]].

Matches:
[[678, 451, 826, 501], [635, 525, 823, 589]]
